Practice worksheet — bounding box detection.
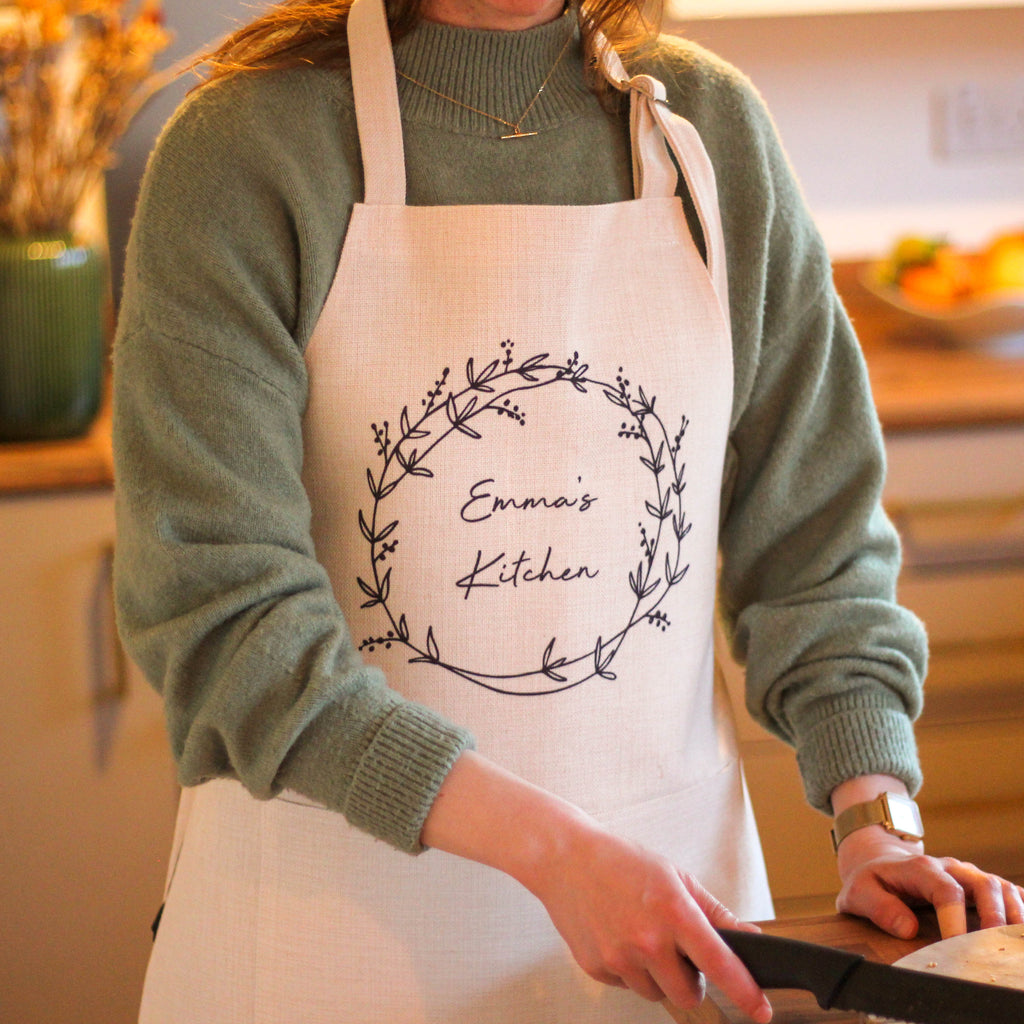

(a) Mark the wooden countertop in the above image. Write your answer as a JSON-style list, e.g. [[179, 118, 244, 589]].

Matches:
[[0, 393, 113, 495], [676, 912, 946, 1024], [833, 261, 1024, 432], [2, 263, 1023, 495]]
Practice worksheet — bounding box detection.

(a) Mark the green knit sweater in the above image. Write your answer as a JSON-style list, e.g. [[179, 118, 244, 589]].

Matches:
[[112, 13, 927, 854]]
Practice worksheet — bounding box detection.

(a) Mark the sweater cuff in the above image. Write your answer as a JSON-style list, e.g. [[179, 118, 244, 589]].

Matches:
[[278, 695, 475, 854], [343, 702, 476, 854], [794, 692, 922, 815]]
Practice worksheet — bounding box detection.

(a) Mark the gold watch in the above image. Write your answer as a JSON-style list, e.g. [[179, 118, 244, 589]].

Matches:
[[830, 792, 924, 853]]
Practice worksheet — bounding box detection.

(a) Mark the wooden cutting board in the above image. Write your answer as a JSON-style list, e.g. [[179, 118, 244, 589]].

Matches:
[[861, 924, 1024, 1024], [893, 924, 1024, 989], [663, 997, 731, 1023]]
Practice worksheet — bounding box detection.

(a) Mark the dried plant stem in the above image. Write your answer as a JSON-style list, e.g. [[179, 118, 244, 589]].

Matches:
[[1, 1, 173, 237]]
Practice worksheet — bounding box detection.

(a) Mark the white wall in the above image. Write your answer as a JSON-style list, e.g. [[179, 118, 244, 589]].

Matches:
[[104, 2, 1024, 279], [672, 6, 1024, 255]]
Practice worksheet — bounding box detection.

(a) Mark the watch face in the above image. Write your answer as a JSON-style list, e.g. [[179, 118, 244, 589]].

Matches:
[[887, 794, 923, 836]]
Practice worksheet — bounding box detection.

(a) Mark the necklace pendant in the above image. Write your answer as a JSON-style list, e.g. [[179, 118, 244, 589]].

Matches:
[[400, 19, 571, 143]]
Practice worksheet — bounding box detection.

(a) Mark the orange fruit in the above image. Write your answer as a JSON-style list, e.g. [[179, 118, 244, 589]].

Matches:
[[977, 233, 1024, 293], [898, 246, 974, 307]]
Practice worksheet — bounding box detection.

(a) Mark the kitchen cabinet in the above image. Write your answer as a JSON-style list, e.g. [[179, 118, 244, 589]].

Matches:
[[883, 426, 1024, 876], [0, 471, 177, 1024], [722, 263, 1024, 917]]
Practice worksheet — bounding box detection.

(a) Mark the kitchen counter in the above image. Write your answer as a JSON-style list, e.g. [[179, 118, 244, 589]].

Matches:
[[833, 261, 1024, 431], [681, 912, 947, 1024], [0, 391, 113, 494]]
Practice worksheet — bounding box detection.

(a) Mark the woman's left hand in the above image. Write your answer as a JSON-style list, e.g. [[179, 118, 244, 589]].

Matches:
[[835, 827, 1024, 939]]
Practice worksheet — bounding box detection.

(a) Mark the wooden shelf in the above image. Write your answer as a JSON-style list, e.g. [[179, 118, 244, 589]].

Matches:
[[0, 396, 113, 495]]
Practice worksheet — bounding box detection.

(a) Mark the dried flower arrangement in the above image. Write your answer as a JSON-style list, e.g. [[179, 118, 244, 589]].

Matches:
[[0, 0, 172, 237]]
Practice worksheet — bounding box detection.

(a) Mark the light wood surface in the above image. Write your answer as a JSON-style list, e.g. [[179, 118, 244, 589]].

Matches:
[[0, 391, 113, 494], [894, 924, 1024, 985], [664, 995, 732, 1023]]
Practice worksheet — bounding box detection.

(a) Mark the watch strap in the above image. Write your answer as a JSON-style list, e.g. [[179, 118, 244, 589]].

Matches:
[[830, 793, 923, 853]]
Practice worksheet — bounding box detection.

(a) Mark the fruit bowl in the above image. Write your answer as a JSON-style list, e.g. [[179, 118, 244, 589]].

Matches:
[[861, 270, 1024, 351], [862, 231, 1024, 353]]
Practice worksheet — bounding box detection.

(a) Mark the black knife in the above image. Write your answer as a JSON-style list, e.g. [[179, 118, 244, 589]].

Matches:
[[717, 927, 1024, 1024]]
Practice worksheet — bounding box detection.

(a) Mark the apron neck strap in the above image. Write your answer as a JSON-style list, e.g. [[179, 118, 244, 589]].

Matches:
[[597, 40, 730, 314], [347, 0, 407, 205], [345, 0, 729, 318]]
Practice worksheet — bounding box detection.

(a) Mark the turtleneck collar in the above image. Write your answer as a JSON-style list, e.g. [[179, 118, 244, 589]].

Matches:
[[392, 9, 594, 136]]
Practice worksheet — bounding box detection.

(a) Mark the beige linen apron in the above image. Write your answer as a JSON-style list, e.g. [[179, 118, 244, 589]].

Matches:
[[139, 1, 772, 1020]]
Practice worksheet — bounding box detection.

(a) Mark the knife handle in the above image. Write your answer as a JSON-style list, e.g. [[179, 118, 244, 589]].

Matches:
[[716, 928, 865, 1010]]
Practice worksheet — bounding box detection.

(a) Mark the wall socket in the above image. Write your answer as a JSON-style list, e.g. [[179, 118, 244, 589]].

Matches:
[[932, 80, 1024, 159]]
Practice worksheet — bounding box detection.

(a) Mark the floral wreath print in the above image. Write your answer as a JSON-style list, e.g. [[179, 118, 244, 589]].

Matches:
[[357, 340, 694, 696]]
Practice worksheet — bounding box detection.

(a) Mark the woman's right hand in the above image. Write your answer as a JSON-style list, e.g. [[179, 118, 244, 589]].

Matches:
[[421, 751, 773, 1023], [521, 816, 773, 1022]]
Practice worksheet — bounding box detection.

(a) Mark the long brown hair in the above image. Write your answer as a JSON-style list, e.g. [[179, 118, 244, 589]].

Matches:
[[197, 0, 663, 95]]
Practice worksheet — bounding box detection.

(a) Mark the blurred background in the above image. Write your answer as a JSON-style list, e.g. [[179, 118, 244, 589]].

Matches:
[[1, 1, 1022, 1021]]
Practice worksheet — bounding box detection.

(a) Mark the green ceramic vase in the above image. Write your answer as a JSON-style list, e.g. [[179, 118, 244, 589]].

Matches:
[[0, 234, 105, 442]]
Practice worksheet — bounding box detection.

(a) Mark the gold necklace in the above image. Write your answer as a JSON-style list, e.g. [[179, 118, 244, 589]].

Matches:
[[396, 18, 574, 140]]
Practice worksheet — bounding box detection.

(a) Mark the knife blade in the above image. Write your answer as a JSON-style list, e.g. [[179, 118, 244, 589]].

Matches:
[[717, 927, 1024, 1024]]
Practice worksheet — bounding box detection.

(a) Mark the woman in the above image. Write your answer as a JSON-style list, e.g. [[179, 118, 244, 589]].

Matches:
[[113, 0, 1023, 1021]]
